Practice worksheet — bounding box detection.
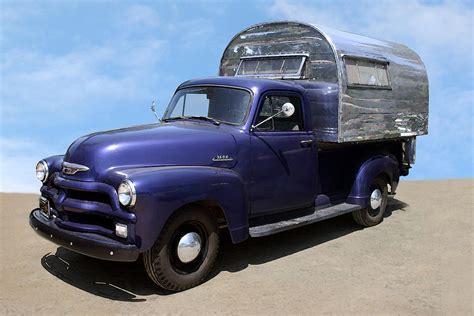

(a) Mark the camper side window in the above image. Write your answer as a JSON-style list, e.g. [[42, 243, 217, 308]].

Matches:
[[345, 58, 390, 88]]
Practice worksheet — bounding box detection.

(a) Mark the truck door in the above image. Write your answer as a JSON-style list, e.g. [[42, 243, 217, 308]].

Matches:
[[250, 92, 317, 215]]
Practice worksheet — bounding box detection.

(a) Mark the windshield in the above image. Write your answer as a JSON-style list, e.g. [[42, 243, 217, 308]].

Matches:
[[164, 86, 251, 125]]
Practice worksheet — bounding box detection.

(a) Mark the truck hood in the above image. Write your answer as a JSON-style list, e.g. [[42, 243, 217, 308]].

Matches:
[[63, 122, 238, 182]]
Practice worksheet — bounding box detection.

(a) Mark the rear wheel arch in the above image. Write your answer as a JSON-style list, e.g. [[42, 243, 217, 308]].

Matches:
[[347, 154, 399, 206], [376, 171, 392, 191]]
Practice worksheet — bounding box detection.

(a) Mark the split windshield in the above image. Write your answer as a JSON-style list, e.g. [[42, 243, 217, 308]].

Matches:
[[164, 86, 251, 125]]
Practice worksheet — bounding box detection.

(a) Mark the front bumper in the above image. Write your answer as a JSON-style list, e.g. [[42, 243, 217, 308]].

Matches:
[[30, 209, 140, 262]]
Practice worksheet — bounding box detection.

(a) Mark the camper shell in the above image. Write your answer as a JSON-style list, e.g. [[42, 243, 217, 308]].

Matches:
[[220, 21, 429, 143]]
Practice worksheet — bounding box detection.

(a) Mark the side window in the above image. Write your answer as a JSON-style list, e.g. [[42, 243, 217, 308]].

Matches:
[[344, 57, 390, 88], [255, 95, 304, 132]]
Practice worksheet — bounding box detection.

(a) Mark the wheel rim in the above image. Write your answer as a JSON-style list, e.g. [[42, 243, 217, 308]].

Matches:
[[169, 222, 208, 274], [368, 186, 385, 217], [370, 189, 382, 210], [177, 232, 202, 263]]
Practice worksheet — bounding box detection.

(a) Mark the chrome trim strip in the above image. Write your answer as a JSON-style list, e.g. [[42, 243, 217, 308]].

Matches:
[[340, 53, 389, 63], [239, 53, 310, 59]]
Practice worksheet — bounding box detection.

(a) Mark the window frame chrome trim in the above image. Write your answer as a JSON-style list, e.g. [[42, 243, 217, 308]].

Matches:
[[235, 54, 309, 79]]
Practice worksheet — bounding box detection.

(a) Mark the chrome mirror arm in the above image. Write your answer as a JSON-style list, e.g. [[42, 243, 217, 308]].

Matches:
[[251, 110, 283, 131], [251, 102, 295, 131], [151, 100, 162, 122]]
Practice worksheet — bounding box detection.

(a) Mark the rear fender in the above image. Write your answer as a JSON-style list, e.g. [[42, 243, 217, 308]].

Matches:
[[122, 166, 249, 252], [347, 155, 399, 207]]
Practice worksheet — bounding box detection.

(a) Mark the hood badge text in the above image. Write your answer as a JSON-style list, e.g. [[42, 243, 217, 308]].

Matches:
[[212, 155, 234, 162], [62, 162, 90, 175]]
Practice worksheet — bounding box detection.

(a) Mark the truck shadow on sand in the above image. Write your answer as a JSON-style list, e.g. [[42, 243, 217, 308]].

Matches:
[[41, 198, 408, 302]]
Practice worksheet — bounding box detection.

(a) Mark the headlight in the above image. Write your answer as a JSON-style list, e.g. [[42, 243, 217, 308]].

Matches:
[[36, 160, 49, 183], [117, 179, 136, 208]]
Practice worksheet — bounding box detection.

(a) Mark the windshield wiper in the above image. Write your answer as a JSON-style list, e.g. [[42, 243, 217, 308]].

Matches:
[[188, 116, 221, 126], [162, 117, 187, 122], [163, 116, 220, 126]]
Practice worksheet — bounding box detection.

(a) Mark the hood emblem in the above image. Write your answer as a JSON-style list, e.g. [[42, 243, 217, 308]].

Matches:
[[212, 155, 234, 162], [62, 162, 90, 175]]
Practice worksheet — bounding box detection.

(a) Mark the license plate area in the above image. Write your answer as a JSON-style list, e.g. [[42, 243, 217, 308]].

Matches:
[[39, 196, 51, 218]]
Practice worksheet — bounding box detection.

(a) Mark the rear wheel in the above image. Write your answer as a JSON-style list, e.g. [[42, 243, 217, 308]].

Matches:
[[143, 207, 219, 292], [352, 176, 388, 227]]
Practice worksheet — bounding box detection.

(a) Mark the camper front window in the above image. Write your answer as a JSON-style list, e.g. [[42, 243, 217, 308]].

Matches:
[[236, 56, 306, 78]]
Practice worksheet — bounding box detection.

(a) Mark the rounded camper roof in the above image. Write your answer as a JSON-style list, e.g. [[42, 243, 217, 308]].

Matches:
[[220, 21, 426, 84]]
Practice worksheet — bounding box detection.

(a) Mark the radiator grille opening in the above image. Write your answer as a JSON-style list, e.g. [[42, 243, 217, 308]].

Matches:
[[65, 211, 115, 231], [67, 189, 111, 205]]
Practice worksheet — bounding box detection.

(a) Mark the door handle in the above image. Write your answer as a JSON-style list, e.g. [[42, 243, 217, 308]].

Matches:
[[300, 139, 313, 148]]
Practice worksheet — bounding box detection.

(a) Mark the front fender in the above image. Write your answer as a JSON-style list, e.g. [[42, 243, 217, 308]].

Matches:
[[43, 155, 64, 174], [122, 166, 249, 252], [347, 155, 399, 207]]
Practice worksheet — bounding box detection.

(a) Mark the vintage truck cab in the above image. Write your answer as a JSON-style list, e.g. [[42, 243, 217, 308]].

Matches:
[[30, 22, 428, 291]]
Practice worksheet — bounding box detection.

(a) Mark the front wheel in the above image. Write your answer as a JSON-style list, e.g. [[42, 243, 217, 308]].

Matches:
[[352, 176, 388, 227], [143, 207, 219, 292]]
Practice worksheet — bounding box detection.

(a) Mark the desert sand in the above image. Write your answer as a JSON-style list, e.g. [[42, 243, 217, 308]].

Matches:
[[0, 179, 472, 314]]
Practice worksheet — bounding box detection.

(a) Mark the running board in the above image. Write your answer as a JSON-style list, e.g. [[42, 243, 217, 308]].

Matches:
[[249, 203, 361, 237]]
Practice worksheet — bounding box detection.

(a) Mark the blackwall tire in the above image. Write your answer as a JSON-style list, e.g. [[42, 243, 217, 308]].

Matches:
[[352, 176, 388, 227], [143, 206, 219, 292]]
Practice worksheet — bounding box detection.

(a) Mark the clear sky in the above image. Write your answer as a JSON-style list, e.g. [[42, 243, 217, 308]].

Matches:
[[1, 0, 473, 192]]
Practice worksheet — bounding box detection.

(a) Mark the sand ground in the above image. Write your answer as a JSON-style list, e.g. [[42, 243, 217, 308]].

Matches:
[[0, 179, 472, 315]]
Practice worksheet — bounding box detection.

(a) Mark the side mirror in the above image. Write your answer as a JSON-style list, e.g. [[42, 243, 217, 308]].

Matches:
[[281, 102, 295, 117], [251, 102, 296, 131]]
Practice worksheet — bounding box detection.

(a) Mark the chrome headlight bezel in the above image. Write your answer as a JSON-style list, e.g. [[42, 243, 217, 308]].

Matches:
[[117, 179, 136, 208], [36, 160, 49, 183]]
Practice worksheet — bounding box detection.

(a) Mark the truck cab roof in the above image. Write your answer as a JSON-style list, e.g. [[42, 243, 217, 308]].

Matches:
[[178, 76, 307, 95]]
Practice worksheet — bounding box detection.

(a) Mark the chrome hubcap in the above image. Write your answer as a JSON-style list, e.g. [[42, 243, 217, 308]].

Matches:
[[370, 189, 382, 209], [177, 232, 202, 263]]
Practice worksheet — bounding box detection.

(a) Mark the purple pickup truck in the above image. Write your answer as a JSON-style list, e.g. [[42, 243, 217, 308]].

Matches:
[[30, 22, 428, 291]]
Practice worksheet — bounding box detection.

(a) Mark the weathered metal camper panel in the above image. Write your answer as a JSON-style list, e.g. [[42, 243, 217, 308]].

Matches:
[[318, 25, 429, 142], [220, 22, 429, 143]]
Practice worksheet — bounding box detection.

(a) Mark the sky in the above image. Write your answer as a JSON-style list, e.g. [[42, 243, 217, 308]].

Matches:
[[0, 0, 473, 192]]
